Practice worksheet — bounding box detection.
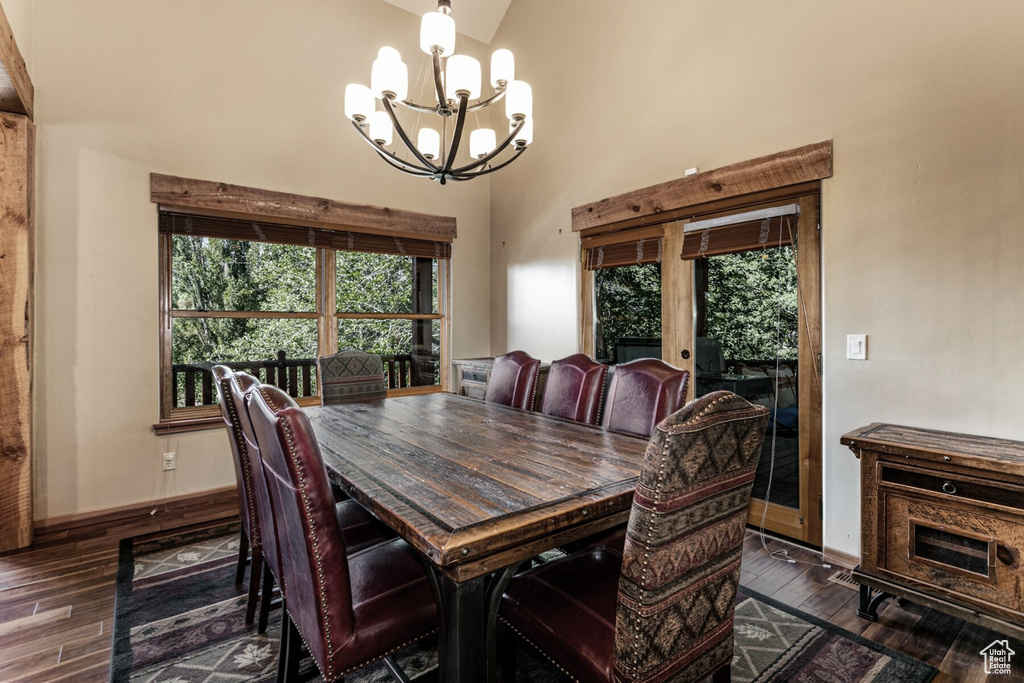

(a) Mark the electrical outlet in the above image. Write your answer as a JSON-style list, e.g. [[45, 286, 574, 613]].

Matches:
[[163, 452, 176, 471]]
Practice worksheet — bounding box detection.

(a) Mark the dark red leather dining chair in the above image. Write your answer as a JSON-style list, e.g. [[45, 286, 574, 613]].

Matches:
[[211, 365, 264, 627], [601, 358, 690, 437], [484, 350, 541, 411], [246, 384, 437, 682], [540, 353, 608, 425], [229, 370, 395, 634], [499, 391, 770, 683]]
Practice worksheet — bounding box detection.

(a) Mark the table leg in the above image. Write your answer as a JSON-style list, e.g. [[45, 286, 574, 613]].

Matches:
[[428, 569, 488, 683]]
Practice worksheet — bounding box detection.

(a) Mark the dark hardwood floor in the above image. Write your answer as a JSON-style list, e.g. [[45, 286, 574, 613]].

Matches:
[[0, 508, 1006, 682]]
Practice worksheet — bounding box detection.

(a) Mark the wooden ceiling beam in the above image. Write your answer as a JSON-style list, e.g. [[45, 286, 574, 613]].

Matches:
[[0, 3, 33, 119], [572, 141, 832, 233]]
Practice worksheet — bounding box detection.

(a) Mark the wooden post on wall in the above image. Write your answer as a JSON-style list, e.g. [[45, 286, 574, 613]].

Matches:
[[0, 111, 34, 552]]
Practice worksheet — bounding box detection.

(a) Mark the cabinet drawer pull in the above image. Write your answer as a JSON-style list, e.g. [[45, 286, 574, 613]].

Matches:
[[942, 481, 957, 495]]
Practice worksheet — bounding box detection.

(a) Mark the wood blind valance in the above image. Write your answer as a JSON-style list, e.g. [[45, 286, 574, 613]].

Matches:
[[583, 237, 663, 270], [680, 215, 796, 260], [159, 212, 452, 259]]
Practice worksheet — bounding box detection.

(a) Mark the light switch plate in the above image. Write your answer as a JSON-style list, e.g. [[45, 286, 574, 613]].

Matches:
[[847, 334, 867, 360]]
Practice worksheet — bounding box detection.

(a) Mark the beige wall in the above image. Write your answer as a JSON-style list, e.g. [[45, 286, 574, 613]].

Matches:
[[30, 0, 492, 519], [490, 0, 1024, 555]]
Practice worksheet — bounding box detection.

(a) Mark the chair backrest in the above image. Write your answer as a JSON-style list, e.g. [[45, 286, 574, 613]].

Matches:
[[613, 391, 769, 683], [247, 384, 355, 676], [601, 358, 689, 437], [228, 371, 284, 587], [319, 349, 388, 405], [212, 364, 259, 548], [540, 353, 608, 425], [484, 350, 541, 411]]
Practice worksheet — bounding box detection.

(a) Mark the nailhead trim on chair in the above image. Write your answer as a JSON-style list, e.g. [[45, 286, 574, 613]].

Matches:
[[499, 617, 581, 683], [259, 385, 338, 681], [222, 374, 260, 547]]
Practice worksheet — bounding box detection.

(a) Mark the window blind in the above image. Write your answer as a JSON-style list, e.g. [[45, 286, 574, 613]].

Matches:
[[680, 215, 796, 260], [159, 211, 452, 259], [582, 237, 664, 270]]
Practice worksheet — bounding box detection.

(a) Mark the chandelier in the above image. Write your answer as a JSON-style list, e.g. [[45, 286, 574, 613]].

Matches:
[[343, 0, 532, 184]]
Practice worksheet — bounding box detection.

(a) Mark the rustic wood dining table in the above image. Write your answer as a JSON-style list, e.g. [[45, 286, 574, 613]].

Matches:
[[305, 392, 650, 683]]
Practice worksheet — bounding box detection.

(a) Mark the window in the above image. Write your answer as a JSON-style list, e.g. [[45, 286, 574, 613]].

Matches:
[[157, 211, 450, 426], [334, 251, 442, 390], [594, 263, 662, 363], [581, 227, 664, 364]]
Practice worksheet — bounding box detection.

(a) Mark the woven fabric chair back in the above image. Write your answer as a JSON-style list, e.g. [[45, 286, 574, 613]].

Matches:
[[614, 391, 769, 683], [319, 349, 388, 404]]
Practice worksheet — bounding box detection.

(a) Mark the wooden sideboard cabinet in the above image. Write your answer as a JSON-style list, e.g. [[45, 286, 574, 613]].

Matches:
[[842, 423, 1024, 641], [451, 357, 549, 410]]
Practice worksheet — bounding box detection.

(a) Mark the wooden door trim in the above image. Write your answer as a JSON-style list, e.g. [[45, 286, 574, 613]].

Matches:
[[0, 112, 34, 551], [576, 143, 830, 546], [572, 141, 832, 233], [796, 195, 823, 547]]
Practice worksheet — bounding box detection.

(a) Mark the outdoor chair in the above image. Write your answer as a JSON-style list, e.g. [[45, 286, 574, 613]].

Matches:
[[499, 391, 770, 683], [246, 384, 437, 682], [484, 350, 541, 411]]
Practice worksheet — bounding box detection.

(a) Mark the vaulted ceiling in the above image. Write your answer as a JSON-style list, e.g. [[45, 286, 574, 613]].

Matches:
[[379, 0, 512, 44]]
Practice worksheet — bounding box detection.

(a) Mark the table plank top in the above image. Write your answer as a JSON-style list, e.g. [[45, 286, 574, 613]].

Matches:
[[306, 393, 649, 580]]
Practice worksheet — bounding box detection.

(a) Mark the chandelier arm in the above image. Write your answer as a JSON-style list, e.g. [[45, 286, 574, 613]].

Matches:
[[451, 145, 527, 179], [382, 97, 442, 172], [395, 99, 441, 114], [349, 121, 435, 176], [450, 117, 524, 174], [373, 148, 438, 177], [431, 51, 447, 110], [397, 88, 505, 115], [465, 88, 506, 113], [441, 94, 469, 177]]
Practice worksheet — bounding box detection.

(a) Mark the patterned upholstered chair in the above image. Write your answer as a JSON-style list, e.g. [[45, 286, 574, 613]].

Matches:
[[540, 353, 608, 425], [319, 349, 388, 405], [484, 350, 541, 411], [211, 365, 264, 626], [602, 358, 690, 437], [499, 391, 769, 683], [246, 384, 437, 682]]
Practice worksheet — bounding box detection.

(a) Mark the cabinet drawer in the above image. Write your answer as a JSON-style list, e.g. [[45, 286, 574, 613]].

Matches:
[[880, 462, 1024, 512], [882, 493, 1024, 618], [462, 369, 488, 384]]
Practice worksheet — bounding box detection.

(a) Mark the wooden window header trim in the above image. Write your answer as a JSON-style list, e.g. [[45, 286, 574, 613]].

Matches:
[[150, 173, 457, 241], [571, 140, 832, 233], [159, 211, 452, 259]]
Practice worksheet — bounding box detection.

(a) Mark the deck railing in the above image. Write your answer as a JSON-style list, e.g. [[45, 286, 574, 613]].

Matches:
[[172, 351, 437, 408]]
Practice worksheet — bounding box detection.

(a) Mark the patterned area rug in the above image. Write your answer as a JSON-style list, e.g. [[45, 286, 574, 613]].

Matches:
[[110, 523, 935, 682]]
